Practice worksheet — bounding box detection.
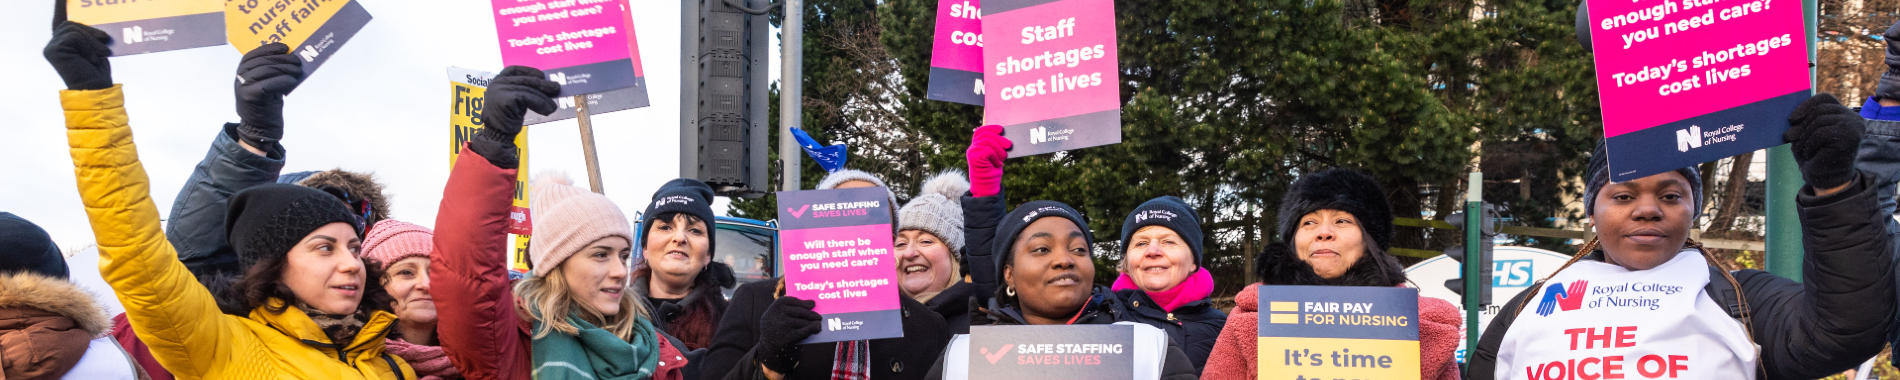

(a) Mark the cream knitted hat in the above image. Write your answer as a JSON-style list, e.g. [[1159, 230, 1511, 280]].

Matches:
[[528, 172, 633, 277], [899, 171, 969, 252]]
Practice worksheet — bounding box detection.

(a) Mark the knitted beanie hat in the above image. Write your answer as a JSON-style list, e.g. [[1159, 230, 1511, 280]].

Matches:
[[529, 172, 633, 277], [899, 171, 970, 253], [225, 184, 364, 270], [1275, 168, 1395, 250], [817, 169, 898, 207], [1119, 196, 1205, 266], [1583, 142, 1704, 219], [639, 178, 719, 258], [362, 220, 433, 270], [0, 212, 67, 279], [993, 200, 1094, 270]]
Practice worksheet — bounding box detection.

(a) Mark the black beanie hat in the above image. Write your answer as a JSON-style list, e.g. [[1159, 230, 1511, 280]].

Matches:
[[994, 200, 1094, 270], [641, 178, 719, 256], [1583, 142, 1704, 219], [1276, 168, 1396, 250], [1119, 196, 1205, 266], [225, 184, 363, 270], [0, 212, 68, 279]]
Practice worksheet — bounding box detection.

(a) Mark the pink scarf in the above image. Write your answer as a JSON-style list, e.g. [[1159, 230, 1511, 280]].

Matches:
[[385, 338, 462, 380], [1113, 268, 1215, 312]]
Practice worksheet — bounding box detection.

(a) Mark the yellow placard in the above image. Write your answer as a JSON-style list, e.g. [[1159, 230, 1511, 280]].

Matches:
[[70, 0, 220, 26], [452, 75, 533, 273], [1257, 337, 1421, 380], [226, 0, 348, 49]]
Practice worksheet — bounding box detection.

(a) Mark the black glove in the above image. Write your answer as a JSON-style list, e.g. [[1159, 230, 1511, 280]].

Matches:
[[1879, 21, 1900, 101], [233, 43, 305, 150], [470, 65, 560, 169], [44, 21, 113, 91], [1786, 93, 1865, 190], [754, 296, 821, 374]]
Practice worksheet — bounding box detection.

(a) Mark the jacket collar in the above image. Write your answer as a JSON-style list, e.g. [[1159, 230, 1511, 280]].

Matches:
[[0, 273, 112, 336], [250, 298, 399, 353], [926, 281, 976, 318], [992, 285, 1121, 325]]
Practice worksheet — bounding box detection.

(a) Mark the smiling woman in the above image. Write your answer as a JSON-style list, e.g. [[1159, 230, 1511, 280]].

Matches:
[[1111, 196, 1227, 372]]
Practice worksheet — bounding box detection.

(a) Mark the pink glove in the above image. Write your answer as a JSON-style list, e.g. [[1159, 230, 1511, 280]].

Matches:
[[966, 125, 1012, 197]]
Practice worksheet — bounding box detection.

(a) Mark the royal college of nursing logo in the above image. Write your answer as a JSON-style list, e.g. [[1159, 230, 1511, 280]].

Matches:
[[1676, 126, 1702, 152], [549, 72, 569, 85], [122, 26, 142, 44], [1534, 280, 1589, 317], [1030, 126, 1049, 144]]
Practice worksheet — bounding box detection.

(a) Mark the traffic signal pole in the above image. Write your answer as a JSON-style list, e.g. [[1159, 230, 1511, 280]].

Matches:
[[1463, 172, 1483, 355], [779, 0, 803, 192]]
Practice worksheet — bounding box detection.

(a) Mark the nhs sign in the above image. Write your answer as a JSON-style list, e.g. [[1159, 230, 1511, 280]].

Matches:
[[1492, 260, 1535, 288]]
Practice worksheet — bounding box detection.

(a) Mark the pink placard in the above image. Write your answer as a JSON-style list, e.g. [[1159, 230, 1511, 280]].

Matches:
[[982, 0, 1122, 157], [932, 0, 984, 73], [491, 0, 640, 95], [778, 224, 902, 315], [1589, 0, 1808, 138]]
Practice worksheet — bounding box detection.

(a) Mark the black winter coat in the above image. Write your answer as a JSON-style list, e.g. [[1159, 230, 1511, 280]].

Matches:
[[926, 281, 977, 335], [921, 286, 1200, 380], [634, 263, 736, 350], [1114, 288, 1225, 373], [960, 192, 1007, 307], [703, 277, 952, 380], [1468, 173, 1897, 380], [167, 123, 285, 278]]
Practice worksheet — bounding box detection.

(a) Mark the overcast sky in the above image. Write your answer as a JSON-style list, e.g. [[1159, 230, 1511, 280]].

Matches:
[[1, 0, 784, 251]]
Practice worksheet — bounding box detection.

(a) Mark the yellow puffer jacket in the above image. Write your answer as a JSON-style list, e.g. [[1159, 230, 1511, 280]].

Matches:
[[61, 85, 417, 380]]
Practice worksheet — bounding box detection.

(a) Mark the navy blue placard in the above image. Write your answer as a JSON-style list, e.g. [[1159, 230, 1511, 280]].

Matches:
[[776, 187, 894, 230], [1000, 109, 1123, 158], [969, 325, 1136, 380], [1606, 90, 1809, 183], [1256, 285, 1420, 341], [928, 67, 985, 105], [95, 12, 227, 56], [546, 58, 643, 96]]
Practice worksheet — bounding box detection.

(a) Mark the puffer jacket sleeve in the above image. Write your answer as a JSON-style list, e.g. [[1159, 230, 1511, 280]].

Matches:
[[165, 123, 285, 275], [63, 85, 254, 378], [430, 143, 530, 380], [1742, 172, 1896, 380], [961, 190, 1006, 306]]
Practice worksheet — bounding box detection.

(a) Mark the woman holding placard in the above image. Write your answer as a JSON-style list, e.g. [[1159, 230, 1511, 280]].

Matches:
[[1201, 168, 1464, 380], [700, 169, 952, 380], [1466, 112, 1896, 379], [917, 126, 1199, 380], [428, 66, 688, 380]]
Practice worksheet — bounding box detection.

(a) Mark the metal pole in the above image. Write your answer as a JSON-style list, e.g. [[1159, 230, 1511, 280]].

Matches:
[[1463, 172, 1483, 354], [1766, 0, 1819, 280], [779, 0, 803, 192], [575, 95, 606, 194]]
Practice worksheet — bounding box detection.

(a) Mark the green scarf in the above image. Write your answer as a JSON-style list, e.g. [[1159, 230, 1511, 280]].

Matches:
[[530, 313, 662, 380]]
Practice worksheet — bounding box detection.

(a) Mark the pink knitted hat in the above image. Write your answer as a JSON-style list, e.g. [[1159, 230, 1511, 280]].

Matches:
[[529, 172, 633, 277], [362, 220, 434, 270]]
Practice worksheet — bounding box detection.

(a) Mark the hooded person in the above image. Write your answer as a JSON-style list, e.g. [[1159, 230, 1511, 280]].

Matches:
[[50, 14, 416, 379], [1467, 95, 1896, 379], [363, 220, 464, 380], [918, 126, 1198, 380], [1201, 168, 1461, 380], [1113, 196, 1228, 372], [700, 168, 952, 380], [630, 178, 737, 351], [429, 65, 687, 380], [899, 171, 978, 333], [0, 212, 145, 380]]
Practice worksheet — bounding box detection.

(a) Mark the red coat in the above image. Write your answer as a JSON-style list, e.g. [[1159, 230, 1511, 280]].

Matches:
[[1202, 284, 1462, 380], [431, 144, 685, 380]]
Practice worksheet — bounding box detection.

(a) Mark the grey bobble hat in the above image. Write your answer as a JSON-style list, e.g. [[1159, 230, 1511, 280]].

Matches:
[[900, 171, 971, 252]]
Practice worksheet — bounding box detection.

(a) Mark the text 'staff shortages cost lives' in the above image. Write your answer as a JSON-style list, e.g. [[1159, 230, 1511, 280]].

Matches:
[[982, 0, 1120, 158], [493, 0, 640, 96], [1589, 0, 1809, 182], [776, 187, 904, 344], [70, 0, 225, 56], [227, 0, 372, 77], [928, 0, 984, 105], [448, 68, 535, 241], [1258, 285, 1421, 380]]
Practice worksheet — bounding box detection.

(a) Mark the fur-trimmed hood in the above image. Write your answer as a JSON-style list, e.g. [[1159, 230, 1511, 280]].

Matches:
[[0, 272, 112, 336], [1253, 242, 1407, 287], [285, 169, 391, 228]]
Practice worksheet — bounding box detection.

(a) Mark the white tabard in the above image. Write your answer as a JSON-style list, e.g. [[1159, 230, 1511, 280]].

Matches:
[[1495, 250, 1756, 380]]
